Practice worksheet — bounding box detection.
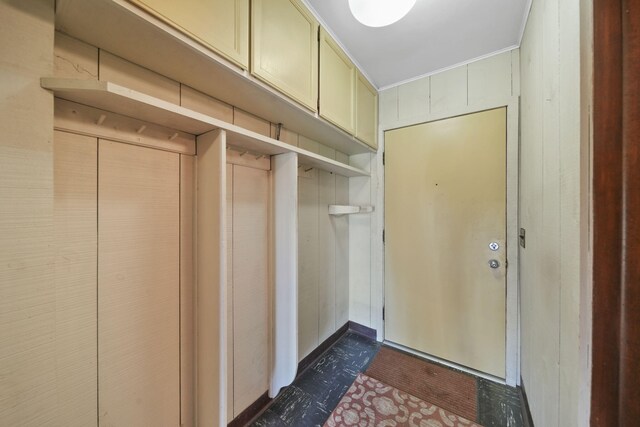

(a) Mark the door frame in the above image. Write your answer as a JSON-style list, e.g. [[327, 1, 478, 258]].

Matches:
[[590, 0, 640, 423], [374, 97, 520, 386]]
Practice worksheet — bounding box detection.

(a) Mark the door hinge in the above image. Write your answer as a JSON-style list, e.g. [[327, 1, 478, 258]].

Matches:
[[383, 151, 385, 165], [382, 229, 385, 243], [382, 306, 385, 321]]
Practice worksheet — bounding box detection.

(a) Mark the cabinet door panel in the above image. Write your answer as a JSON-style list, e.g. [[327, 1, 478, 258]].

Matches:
[[319, 28, 355, 134], [131, 0, 249, 69], [98, 140, 180, 426], [252, 0, 318, 111], [356, 71, 378, 149]]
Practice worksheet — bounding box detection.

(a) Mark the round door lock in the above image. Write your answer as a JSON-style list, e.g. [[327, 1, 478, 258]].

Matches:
[[488, 259, 500, 269], [489, 242, 500, 251]]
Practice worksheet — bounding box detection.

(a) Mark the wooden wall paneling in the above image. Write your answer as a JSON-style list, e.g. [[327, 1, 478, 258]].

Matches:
[[379, 87, 399, 127], [557, 0, 583, 423], [180, 154, 196, 427], [0, 2, 55, 424], [54, 99, 196, 156], [99, 50, 180, 104], [180, 84, 234, 123], [226, 164, 234, 422], [511, 49, 521, 97], [348, 153, 372, 327], [298, 168, 319, 359], [195, 129, 227, 426], [318, 170, 337, 342], [429, 66, 468, 115], [335, 175, 350, 327], [335, 151, 349, 165], [226, 149, 271, 170], [520, 1, 556, 423], [468, 53, 513, 105], [398, 77, 429, 122], [271, 124, 299, 147], [54, 31, 98, 80], [98, 139, 180, 426], [271, 152, 299, 396], [233, 108, 272, 137], [53, 131, 98, 426], [298, 135, 321, 155], [232, 165, 270, 415]]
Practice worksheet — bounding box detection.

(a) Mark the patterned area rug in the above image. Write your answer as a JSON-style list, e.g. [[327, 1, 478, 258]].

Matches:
[[324, 373, 482, 427]]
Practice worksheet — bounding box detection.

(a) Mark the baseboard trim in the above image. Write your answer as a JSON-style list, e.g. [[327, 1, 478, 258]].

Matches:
[[238, 321, 378, 425], [348, 321, 377, 340], [297, 322, 350, 375], [518, 378, 535, 427], [228, 391, 271, 427]]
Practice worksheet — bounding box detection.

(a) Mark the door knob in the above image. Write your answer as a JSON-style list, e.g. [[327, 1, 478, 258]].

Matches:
[[488, 259, 500, 269]]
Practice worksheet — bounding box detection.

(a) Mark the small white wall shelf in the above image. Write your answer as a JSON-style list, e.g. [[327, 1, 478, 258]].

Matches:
[[328, 205, 375, 215], [41, 78, 369, 178]]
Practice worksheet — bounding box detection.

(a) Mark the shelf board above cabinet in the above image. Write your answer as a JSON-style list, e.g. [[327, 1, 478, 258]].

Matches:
[[42, 78, 369, 178], [55, 0, 374, 156]]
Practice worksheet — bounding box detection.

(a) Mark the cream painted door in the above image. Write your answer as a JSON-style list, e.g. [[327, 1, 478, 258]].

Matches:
[[251, 0, 318, 111], [319, 28, 355, 134], [355, 71, 378, 149], [130, 0, 249, 68], [384, 108, 507, 378], [98, 140, 181, 425]]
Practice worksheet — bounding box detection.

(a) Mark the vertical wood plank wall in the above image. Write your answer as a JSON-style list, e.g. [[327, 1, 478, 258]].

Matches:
[[229, 163, 270, 417], [298, 138, 350, 361], [54, 27, 352, 368], [53, 132, 98, 426], [519, 0, 591, 425], [180, 155, 196, 427], [0, 2, 56, 425], [16, 30, 356, 424], [98, 140, 181, 426]]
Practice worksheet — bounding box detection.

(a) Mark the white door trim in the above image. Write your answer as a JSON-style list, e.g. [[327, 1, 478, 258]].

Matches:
[[374, 97, 520, 386]]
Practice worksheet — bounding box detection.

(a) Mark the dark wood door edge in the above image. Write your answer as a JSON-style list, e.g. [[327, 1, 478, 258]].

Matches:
[[591, 0, 640, 424]]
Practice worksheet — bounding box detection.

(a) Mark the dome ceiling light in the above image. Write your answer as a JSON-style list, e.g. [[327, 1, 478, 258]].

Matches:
[[348, 0, 417, 28]]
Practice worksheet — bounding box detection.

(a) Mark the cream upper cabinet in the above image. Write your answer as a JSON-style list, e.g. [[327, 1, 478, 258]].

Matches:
[[129, 0, 249, 69], [251, 0, 319, 112], [319, 28, 356, 135], [356, 71, 378, 149]]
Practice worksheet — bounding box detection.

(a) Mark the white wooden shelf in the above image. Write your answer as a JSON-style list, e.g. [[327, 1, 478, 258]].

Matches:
[[42, 78, 369, 178], [328, 205, 375, 215], [55, 0, 375, 156]]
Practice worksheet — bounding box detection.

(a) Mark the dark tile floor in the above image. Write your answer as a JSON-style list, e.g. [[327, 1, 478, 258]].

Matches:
[[251, 332, 380, 426], [250, 333, 525, 427]]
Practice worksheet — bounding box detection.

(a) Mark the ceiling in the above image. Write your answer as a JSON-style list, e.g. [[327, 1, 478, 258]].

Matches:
[[304, 0, 531, 89]]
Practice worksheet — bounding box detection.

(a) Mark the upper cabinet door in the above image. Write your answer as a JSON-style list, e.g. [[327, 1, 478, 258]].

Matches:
[[319, 28, 356, 135], [356, 71, 378, 149], [129, 0, 249, 69], [251, 0, 319, 112]]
